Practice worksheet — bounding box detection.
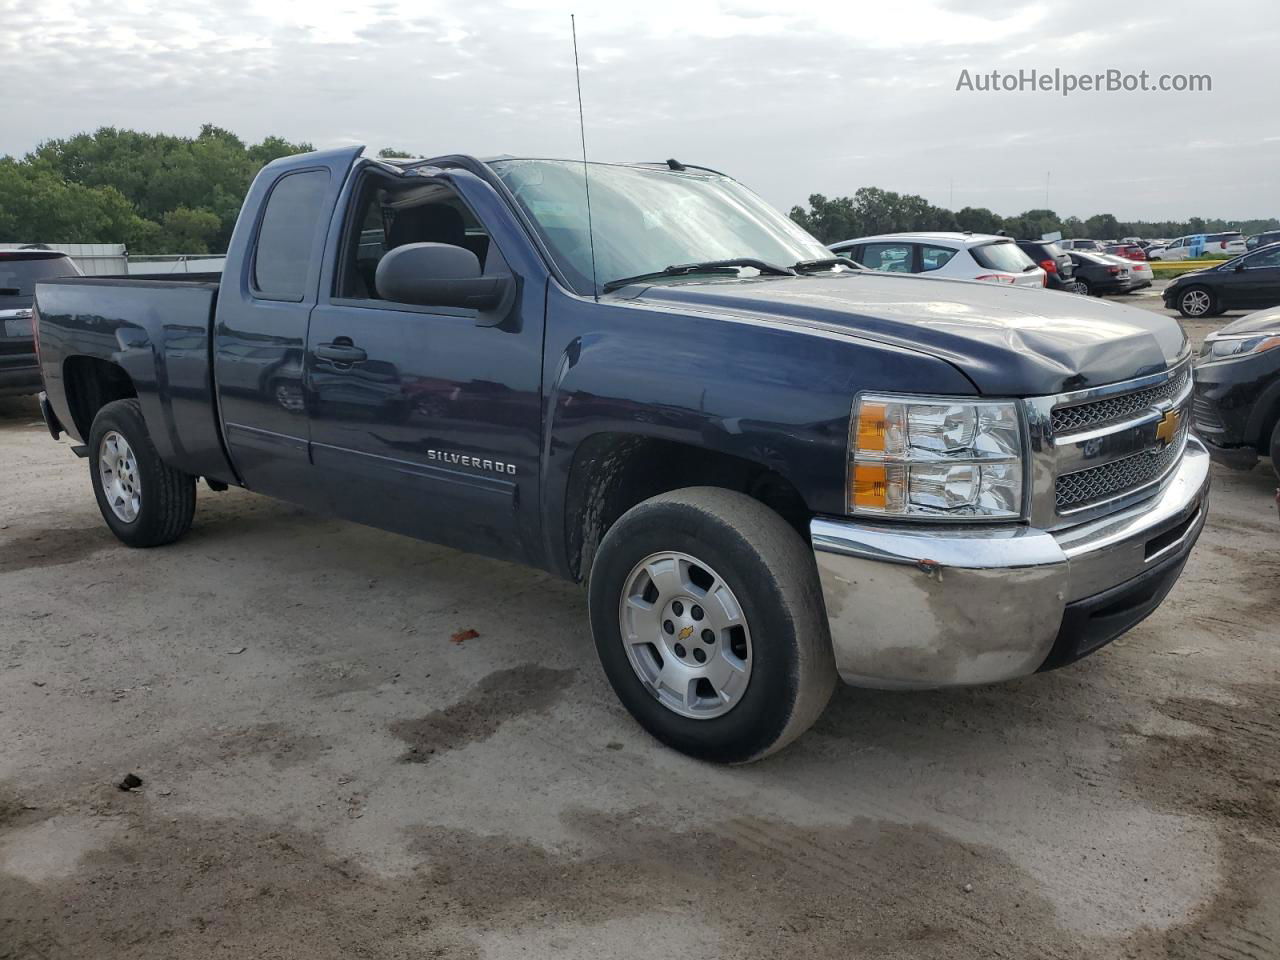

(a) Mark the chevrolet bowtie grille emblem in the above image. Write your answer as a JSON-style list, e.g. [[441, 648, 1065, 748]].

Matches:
[[1155, 408, 1182, 446]]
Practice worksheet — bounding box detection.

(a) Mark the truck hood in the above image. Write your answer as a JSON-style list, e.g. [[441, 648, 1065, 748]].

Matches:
[[623, 271, 1188, 395]]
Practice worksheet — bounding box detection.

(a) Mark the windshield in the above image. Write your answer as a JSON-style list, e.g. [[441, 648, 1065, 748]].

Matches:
[[488, 159, 834, 295], [0, 254, 80, 309]]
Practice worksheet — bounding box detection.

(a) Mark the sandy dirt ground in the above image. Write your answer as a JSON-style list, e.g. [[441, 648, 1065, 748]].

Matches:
[[1, 299, 1278, 959]]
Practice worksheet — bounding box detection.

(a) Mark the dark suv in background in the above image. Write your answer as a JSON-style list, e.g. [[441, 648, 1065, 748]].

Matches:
[[1, 249, 82, 396], [1016, 239, 1077, 292], [1193, 305, 1280, 478], [1247, 230, 1280, 252]]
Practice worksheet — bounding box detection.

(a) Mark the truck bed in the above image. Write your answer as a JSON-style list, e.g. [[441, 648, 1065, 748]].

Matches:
[[34, 275, 237, 484]]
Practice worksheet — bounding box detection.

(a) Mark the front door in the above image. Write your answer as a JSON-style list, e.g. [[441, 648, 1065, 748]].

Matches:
[[1235, 247, 1280, 308], [304, 169, 546, 563]]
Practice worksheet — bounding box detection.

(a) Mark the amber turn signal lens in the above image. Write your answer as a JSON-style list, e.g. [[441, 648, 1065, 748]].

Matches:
[[851, 463, 888, 508], [855, 402, 888, 453]]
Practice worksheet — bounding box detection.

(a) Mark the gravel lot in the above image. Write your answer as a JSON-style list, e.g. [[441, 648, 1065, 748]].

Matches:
[[2, 294, 1277, 959]]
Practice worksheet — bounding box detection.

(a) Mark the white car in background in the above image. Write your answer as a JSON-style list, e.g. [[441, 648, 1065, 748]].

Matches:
[[829, 232, 1046, 287], [1148, 232, 1247, 261]]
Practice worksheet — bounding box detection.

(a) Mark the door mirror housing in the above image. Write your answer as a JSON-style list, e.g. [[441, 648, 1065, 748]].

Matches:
[[375, 242, 511, 311]]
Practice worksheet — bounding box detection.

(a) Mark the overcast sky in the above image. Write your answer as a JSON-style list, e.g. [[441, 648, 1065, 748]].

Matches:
[[3, 0, 1277, 221]]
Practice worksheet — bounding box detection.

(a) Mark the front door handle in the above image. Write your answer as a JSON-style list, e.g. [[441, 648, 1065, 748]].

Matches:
[[315, 339, 367, 364]]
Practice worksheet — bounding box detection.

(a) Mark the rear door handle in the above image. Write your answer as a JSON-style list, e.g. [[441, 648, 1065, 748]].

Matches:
[[315, 339, 366, 363]]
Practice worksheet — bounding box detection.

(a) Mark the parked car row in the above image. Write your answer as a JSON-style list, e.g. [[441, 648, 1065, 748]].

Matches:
[[826, 232, 1155, 299], [1148, 232, 1247, 261]]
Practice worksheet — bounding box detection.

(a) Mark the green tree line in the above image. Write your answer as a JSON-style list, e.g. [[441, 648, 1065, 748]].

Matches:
[[2, 126, 1276, 253], [0, 125, 315, 254], [790, 188, 1280, 245]]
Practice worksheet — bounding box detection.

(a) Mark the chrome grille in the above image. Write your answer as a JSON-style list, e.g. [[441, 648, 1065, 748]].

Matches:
[[1055, 427, 1187, 511], [1051, 365, 1191, 435]]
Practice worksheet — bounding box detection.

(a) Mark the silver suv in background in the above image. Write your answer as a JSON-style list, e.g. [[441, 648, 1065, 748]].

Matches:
[[829, 232, 1046, 287]]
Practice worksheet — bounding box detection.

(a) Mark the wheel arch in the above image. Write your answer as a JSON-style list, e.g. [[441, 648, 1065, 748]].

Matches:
[[561, 431, 813, 583], [62, 355, 137, 441]]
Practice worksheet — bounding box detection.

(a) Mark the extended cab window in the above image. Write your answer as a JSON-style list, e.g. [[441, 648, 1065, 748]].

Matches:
[[253, 170, 330, 301], [336, 177, 501, 303]]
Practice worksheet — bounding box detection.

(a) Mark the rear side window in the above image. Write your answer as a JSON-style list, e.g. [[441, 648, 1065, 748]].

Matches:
[[971, 241, 1034, 273], [860, 242, 912, 272], [919, 245, 957, 272], [253, 170, 330, 301]]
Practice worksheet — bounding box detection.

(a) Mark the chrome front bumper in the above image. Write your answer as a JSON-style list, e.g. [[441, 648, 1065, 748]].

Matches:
[[811, 436, 1211, 689]]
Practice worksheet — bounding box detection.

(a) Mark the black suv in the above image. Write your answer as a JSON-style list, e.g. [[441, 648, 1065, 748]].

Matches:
[[1016, 240, 1077, 292], [1, 250, 82, 396]]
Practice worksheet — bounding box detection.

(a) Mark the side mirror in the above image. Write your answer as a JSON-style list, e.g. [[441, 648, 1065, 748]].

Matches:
[[375, 242, 511, 311], [1234, 262, 1246, 272]]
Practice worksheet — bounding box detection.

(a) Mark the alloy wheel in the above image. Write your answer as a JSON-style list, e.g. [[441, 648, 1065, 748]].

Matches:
[[99, 430, 142, 522], [618, 551, 752, 719]]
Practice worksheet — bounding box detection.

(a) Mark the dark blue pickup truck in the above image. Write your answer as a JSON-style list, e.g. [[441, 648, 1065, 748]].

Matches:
[[33, 148, 1209, 761]]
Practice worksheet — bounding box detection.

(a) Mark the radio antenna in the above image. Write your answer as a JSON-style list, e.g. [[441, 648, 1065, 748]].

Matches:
[[571, 14, 600, 301]]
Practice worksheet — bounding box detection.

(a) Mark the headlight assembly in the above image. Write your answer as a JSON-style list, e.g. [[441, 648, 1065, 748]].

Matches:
[[847, 395, 1024, 520], [1198, 332, 1280, 363]]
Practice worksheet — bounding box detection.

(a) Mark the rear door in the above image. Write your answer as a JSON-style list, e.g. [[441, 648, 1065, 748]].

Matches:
[[213, 146, 363, 509]]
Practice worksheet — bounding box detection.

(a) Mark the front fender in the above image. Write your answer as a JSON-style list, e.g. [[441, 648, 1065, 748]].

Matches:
[[538, 286, 977, 576]]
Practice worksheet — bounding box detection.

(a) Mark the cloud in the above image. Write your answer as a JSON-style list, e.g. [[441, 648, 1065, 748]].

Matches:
[[1, 0, 1277, 220]]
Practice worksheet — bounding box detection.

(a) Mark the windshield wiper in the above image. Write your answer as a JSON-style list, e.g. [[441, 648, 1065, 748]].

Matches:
[[601, 258, 795, 293], [791, 256, 861, 273]]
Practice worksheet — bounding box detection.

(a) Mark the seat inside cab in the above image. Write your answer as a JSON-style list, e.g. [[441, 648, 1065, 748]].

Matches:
[[341, 179, 494, 300]]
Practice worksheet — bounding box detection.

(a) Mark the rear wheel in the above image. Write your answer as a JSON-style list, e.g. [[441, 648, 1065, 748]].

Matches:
[[1178, 286, 1216, 318], [89, 399, 196, 547], [588, 487, 836, 763]]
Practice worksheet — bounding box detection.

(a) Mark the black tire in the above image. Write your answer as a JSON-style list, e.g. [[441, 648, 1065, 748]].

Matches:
[[88, 398, 196, 547], [1075, 278, 1092, 296], [587, 487, 837, 763], [1177, 285, 1216, 318], [1269, 418, 1280, 482]]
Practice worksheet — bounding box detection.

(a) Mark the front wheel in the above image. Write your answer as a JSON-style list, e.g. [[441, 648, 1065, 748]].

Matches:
[[1178, 286, 1216, 318], [1074, 278, 1092, 296], [89, 399, 196, 547], [587, 487, 837, 763]]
